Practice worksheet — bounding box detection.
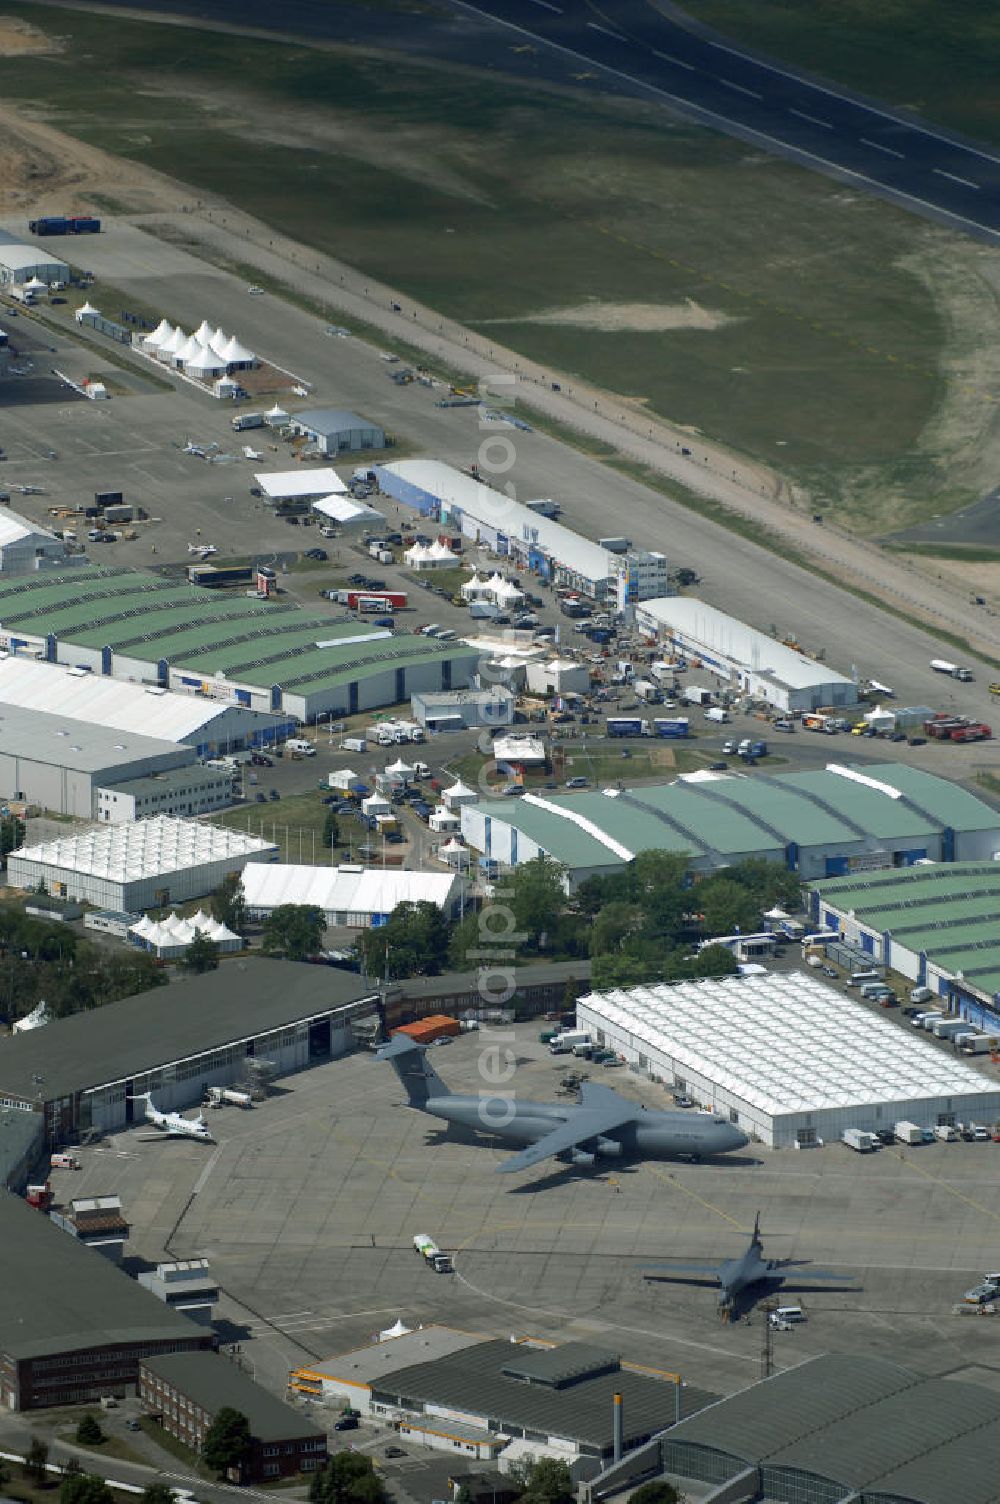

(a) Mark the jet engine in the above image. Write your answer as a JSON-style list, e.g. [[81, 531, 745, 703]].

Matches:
[[570, 1149, 596, 1167], [595, 1136, 624, 1157]]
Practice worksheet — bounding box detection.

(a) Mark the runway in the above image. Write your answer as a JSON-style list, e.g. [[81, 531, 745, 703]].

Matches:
[[450, 0, 1000, 242]]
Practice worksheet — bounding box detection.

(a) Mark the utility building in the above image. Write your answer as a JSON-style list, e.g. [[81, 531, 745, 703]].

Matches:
[[578, 973, 1000, 1147], [288, 408, 385, 454], [0, 510, 73, 576], [0, 232, 69, 287]]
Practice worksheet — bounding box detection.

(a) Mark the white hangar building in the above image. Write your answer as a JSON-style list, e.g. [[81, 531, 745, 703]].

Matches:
[[0, 655, 285, 756], [241, 862, 464, 928], [0, 510, 74, 577], [635, 597, 856, 713], [578, 974, 1000, 1148], [8, 816, 277, 910], [0, 231, 69, 287]]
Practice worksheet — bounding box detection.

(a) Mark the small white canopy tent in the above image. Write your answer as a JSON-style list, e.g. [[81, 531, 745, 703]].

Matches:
[[143, 316, 173, 347], [265, 403, 290, 427], [442, 779, 478, 809], [386, 758, 414, 780], [461, 572, 491, 601], [439, 837, 470, 867], [186, 344, 227, 377]]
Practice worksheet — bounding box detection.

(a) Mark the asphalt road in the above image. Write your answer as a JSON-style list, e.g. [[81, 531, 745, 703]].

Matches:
[[442, 0, 1000, 241]]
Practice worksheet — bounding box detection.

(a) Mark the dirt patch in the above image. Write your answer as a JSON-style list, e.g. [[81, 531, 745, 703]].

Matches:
[[486, 299, 736, 333], [0, 17, 64, 57], [912, 555, 1000, 599]]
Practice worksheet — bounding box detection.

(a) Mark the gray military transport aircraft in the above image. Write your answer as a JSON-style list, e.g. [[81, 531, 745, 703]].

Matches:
[[642, 1213, 855, 1314], [376, 1034, 748, 1173]]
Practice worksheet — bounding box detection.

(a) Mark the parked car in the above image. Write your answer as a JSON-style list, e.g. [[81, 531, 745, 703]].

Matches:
[[565, 776, 589, 789], [304, 547, 328, 561], [709, 761, 728, 771], [251, 752, 273, 767], [269, 788, 280, 801], [673, 1095, 694, 1108], [284, 514, 300, 525], [334, 1416, 359, 1431], [255, 792, 267, 803], [502, 784, 526, 796], [384, 1448, 406, 1459]]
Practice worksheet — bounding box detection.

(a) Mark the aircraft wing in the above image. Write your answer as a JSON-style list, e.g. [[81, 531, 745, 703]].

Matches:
[[777, 1269, 855, 1285], [495, 1100, 637, 1174], [641, 1263, 722, 1284]]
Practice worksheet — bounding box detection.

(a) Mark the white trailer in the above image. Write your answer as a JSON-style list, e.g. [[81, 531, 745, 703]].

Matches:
[[413, 1233, 453, 1272], [842, 1128, 878, 1153], [895, 1121, 924, 1145]]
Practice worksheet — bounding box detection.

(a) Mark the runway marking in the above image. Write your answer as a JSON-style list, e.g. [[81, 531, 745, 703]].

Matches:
[[450, 0, 1000, 244], [717, 77, 762, 100], [788, 108, 833, 129], [528, 0, 562, 11], [587, 21, 626, 40], [652, 49, 696, 71], [701, 33, 1000, 167], [934, 167, 981, 190], [892, 1148, 1000, 1226], [861, 137, 905, 159]]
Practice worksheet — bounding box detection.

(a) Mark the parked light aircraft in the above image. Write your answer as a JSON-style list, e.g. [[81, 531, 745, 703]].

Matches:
[[187, 542, 218, 558], [377, 1035, 747, 1173], [138, 1093, 213, 1142], [642, 1212, 855, 1314]]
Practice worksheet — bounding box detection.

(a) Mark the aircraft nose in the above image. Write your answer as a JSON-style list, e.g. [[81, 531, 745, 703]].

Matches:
[[730, 1127, 750, 1151]]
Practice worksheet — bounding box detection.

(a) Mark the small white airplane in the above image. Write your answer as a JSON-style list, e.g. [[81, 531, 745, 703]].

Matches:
[[187, 542, 218, 558], [10, 483, 45, 495], [182, 440, 219, 459], [138, 1093, 213, 1142]]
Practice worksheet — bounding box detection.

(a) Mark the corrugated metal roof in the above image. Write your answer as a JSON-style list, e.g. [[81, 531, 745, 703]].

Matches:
[[0, 705, 185, 772], [668, 1354, 918, 1461], [10, 814, 276, 880]]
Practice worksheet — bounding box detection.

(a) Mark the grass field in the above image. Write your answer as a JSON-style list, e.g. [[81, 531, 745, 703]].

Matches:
[[686, 0, 1000, 149], [5, 3, 1000, 533]]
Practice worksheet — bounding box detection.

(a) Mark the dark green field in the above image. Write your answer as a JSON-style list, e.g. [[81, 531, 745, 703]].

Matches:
[[4, 2, 997, 531]]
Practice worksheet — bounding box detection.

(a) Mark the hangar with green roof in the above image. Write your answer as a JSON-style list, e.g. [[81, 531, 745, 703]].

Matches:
[[0, 565, 477, 721], [460, 763, 1000, 887], [811, 861, 1000, 1033]]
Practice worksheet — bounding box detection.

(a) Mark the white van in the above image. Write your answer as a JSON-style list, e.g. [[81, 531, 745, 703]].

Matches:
[[849, 970, 882, 987], [286, 737, 316, 757], [342, 736, 366, 754], [769, 1305, 805, 1328]]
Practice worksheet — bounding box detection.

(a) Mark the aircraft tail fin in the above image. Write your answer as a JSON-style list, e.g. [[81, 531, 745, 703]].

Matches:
[[376, 1033, 449, 1108], [752, 1210, 762, 1247]]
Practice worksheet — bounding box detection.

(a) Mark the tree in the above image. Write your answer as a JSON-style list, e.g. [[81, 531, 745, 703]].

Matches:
[[629, 1483, 681, 1504], [308, 1453, 386, 1504], [182, 930, 219, 974], [212, 872, 247, 936], [23, 1438, 49, 1485], [75, 1414, 104, 1446], [510, 856, 566, 949], [0, 813, 24, 858], [589, 901, 644, 958], [322, 809, 340, 849], [515, 1457, 574, 1504], [693, 943, 739, 978], [140, 1484, 177, 1504], [359, 900, 451, 980], [261, 904, 325, 961], [59, 1474, 113, 1504], [202, 1407, 252, 1479], [698, 877, 761, 940]]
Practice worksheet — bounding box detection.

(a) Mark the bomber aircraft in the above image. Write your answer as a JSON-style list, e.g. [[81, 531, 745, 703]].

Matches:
[[642, 1212, 856, 1315], [377, 1034, 747, 1174]]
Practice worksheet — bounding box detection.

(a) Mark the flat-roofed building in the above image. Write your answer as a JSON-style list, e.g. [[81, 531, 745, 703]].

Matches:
[[288, 408, 385, 454], [0, 1192, 211, 1409], [139, 1352, 327, 1480]]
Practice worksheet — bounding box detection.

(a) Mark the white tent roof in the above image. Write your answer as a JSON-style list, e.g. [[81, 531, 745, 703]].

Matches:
[[427, 540, 456, 561], [266, 403, 290, 422], [440, 838, 466, 853], [193, 319, 214, 345], [378, 1319, 411, 1341], [443, 780, 477, 801], [312, 495, 381, 525], [494, 579, 524, 603], [386, 758, 414, 776], [256, 469, 347, 501], [221, 334, 255, 364], [241, 863, 461, 918], [185, 343, 226, 374], [76, 301, 99, 321], [209, 327, 229, 357], [12, 816, 276, 883], [175, 333, 204, 365], [24, 275, 47, 292], [12, 999, 51, 1033], [160, 326, 187, 356], [145, 317, 174, 347], [405, 543, 433, 563]]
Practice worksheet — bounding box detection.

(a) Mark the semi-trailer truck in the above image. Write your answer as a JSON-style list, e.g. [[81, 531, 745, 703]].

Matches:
[[894, 1121, 924, 1145], [28, 215, 101, 235], [930, 659, 973, 681], [842, 1128, 878, 1152], [413, 1233, 453, 1272]]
